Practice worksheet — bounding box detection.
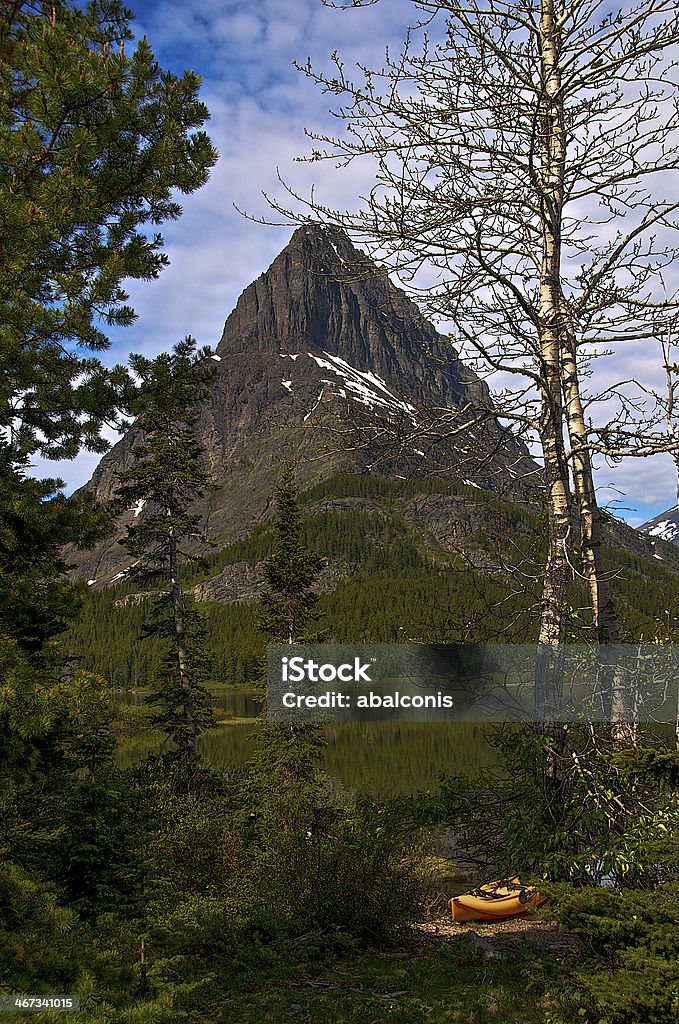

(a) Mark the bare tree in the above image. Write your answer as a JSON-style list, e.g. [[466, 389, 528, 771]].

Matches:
[[262, 0, 679, 720], [657, 312, 679, 511]]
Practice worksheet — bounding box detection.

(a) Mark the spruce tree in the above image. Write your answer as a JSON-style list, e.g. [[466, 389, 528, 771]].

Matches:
[[115, 338, 216, 781], [251, 469, 326, 797], [258, 467, 325, 644]]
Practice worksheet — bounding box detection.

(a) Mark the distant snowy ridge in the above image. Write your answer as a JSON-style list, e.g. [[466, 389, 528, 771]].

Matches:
[[639, 507, 679, 546], [647, 519, 679, 543]]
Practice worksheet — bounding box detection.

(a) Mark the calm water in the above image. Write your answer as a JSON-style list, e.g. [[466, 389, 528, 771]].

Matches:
[[115, 687, 500, 796]]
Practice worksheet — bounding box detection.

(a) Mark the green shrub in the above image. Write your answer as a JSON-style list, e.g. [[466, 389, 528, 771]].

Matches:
[[0, 862, 81, 992], [545, 818, 679, 1023], [248, 793, 428, 941]]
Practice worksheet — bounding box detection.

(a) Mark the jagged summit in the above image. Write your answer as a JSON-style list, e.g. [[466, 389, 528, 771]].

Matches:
[[67, 225, 537, 587], [215, 223, 483, 411]]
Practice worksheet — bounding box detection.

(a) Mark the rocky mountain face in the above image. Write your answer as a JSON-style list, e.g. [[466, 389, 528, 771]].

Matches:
[[67, 224, 544, 587]]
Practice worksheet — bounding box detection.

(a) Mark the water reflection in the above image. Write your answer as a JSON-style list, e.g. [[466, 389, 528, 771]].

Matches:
[[115, 688, 499, 796], [113, 686, 261, 717]]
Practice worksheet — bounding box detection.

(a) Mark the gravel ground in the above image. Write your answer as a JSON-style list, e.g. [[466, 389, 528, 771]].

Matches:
[[414, 910, 581, 960]]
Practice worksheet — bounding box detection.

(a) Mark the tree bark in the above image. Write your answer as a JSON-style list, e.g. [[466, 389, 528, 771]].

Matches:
[[534, 0, 571, 739], [560, 324, 619, 642], [168, 524, 198, 758], [561, 323, 633, 732]]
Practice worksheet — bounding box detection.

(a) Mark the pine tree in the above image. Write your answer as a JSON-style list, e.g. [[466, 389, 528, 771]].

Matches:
[[115, 338, 216, 781], [258, 467, 325, 644], [251, 469, 327, 797], [0, 0, 218, 861], [0, 451, 109, 660], [0, 0, 218, 668], [0, 0, 217, 463]]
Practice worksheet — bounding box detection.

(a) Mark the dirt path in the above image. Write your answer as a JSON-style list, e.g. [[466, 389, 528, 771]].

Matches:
[[414, 909, 581, 960]]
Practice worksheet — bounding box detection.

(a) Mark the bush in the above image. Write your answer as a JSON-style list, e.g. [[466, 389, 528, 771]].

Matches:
[[0, 862, 81, 992], [135, 747, 429, 981], [544, 800, 679, 1024], [437, 729, 679, 883], [248, 792, 428, 941]]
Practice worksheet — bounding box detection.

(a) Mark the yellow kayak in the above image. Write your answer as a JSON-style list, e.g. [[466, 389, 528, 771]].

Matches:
[[449, 877, 546, 923]]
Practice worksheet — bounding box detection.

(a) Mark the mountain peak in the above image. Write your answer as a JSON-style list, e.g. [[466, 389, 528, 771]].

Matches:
[[67, 226, 539, 587], [286, 221, 375, 262], [215, 223, 481, 410]]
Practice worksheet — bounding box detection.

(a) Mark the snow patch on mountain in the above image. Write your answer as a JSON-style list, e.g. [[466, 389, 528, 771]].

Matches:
[[639, 507, 679, 547], [303, 385, 326, 422], [307, 352, 418, 424], [110, 560, 140, 584], [328, 240, 346, 265], [647, 519, 679, 542]]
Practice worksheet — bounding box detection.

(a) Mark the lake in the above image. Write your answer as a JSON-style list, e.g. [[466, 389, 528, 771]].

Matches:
[[115, 686, 501, 796]]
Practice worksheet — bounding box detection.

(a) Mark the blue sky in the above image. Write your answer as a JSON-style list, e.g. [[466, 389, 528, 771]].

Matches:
[[34, 0, 678, 528]]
